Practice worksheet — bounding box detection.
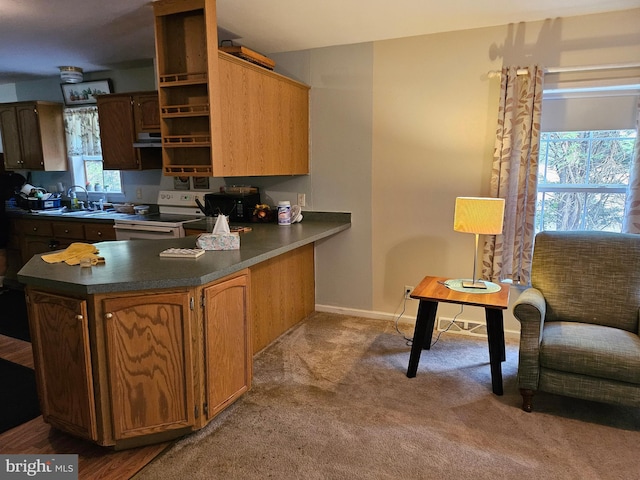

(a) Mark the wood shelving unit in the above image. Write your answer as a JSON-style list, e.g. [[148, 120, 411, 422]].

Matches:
[[153, 0, 222, 177]]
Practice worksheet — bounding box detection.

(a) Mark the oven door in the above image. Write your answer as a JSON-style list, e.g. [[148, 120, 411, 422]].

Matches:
[[113, 222, 184, 240]]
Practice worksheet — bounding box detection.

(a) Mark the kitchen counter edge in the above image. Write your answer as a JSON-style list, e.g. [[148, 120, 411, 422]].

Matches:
[[17, 213, 351, 295]]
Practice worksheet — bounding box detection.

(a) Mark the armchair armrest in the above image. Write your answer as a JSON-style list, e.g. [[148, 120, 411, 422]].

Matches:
[[513, 288, 546, 391]]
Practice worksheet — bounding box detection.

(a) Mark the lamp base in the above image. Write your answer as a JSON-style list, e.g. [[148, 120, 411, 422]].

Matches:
[[461, 280, 488, 289]]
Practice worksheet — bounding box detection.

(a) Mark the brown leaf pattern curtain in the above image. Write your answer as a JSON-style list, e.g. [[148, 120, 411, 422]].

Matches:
[[622, 97, 640, 234], [482, 66, 544, 285]]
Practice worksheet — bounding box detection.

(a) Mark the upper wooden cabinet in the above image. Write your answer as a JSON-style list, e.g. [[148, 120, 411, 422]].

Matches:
[[96, 91, 162, 170], [153, 0, 222, 177], [133, 93, 161, 132], [152, 0, 309, 177], [218, 52, 309, 176], [0, 101, 67, 171]]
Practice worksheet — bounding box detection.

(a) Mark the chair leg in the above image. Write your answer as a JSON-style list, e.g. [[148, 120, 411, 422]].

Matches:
[[520, 389, 534, 412]]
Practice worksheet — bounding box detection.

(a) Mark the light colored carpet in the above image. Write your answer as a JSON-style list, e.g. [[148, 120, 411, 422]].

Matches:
[[134, 312, 640, 480]]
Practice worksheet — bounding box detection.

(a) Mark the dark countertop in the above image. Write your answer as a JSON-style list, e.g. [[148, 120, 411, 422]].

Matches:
[[17, 213, 351, 295]]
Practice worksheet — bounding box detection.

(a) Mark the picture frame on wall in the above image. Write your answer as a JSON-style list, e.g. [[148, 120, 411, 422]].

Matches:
[[60, 79, 113, 106]]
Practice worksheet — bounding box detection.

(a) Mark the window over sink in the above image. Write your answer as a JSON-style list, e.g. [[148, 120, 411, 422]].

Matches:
[[64, 106, 122, 194]]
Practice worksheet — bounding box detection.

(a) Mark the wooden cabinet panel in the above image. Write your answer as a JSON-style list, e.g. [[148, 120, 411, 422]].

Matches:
[[0, 101, 67, 171], [218, 54, 310, 176], [52, 221, 84, 239], [202, 272, 251, 421], [18, 219, 53, 237], [102, 292, 195, 440], [133, 93, 161, 132], [0, 106, 23, 170], [17, 104, 45, 169], [97, 92, 162, 170], [97, 95, 138, 170], [84, 223, 116, 241], [27, 290, 98, 441], [249, 244, 314, 354]]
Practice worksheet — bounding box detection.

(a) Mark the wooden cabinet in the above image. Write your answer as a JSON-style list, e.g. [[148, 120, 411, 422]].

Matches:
[[84, 223, 117, 242], [218, 52, 309, 176], [27, 290, 98, 441], [101, 291, 195, 441], [97, 92, 162, 170], [0, 101, 67, 171], [200, 272, 251, 423], [26, 269, 251, 448], [152, 0, 309, 177], [13, 218, 115, 265], [133, 93, 161, 132], [153, 0, 222, 177]]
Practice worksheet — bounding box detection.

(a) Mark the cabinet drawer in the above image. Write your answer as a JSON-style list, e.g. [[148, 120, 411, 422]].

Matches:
[[19, 219, 53, 237], [84, 223, 116, 241], [53, 222, 85, 239]]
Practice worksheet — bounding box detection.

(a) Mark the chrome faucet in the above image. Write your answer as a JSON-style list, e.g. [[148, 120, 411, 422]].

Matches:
[[67, 185, 89, 209]]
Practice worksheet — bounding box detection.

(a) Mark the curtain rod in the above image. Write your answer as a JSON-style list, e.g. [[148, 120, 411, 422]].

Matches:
[[488, 62, 640, 78], [546, 62, 640, 74]]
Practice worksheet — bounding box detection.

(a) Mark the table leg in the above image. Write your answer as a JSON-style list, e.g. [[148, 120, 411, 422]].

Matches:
[[406, 300, 438, 378], [485, 308, 505, 395]]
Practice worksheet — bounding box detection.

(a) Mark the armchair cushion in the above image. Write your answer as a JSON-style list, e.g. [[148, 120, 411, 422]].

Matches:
[[541, 322, 640, 384]]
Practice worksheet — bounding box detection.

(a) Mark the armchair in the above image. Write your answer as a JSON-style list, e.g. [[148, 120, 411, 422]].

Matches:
[[513, 231, 640, 412]]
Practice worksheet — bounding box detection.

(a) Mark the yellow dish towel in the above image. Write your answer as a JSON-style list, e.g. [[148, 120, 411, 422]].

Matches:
[[41, 243, 104, 266]]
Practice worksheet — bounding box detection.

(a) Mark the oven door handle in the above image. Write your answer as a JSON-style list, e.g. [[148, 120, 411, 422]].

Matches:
[[113, 224, 177, 234]]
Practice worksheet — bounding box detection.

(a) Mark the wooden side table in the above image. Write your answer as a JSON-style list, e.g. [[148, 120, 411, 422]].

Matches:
[[406, 276, 510, 395]]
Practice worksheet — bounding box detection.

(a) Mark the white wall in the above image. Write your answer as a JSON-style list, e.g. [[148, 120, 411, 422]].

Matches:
[[274, 7, 640, 333]]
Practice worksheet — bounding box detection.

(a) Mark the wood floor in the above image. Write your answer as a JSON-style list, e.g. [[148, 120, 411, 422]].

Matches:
[[0, 333, 172, 479]]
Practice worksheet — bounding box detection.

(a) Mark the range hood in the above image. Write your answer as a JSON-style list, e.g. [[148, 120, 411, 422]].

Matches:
[[133, 132, 162, 148]]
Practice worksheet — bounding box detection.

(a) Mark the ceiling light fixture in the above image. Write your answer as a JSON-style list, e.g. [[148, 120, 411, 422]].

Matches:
[[59, 66, 83, 83]]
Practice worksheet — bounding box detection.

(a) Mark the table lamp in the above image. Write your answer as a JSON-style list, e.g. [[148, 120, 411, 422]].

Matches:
[[454, 197, 505, 289]]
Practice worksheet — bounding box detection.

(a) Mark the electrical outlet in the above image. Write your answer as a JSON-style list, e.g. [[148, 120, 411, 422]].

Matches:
[[297, 193, 306, 207], [404, 285, 414, 299], [136, 188, 142, 199]]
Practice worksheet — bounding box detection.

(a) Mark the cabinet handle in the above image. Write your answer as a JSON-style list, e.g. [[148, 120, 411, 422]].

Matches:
[[105, 313, 113, 320], [75, 314, 83, 321], [33, 227, 38, 231], [64, 229, 70, 233], [97, 231, 102, 236]]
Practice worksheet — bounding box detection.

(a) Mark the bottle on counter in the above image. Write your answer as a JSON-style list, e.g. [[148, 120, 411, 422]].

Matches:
[[278, 200, 291, 226]]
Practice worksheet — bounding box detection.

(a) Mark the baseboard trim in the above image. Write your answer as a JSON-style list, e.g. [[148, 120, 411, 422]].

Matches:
[[314, 304, 520, 340]]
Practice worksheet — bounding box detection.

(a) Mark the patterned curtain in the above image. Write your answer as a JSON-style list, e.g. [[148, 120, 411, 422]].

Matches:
[[482, 66, 544, 285], [63, 106, 102, 156], [622, 97, 640, 234]]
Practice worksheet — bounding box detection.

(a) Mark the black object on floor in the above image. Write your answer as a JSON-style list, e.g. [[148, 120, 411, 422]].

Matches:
[[0, 357, 41, 434], [0, 288, 30, 342]]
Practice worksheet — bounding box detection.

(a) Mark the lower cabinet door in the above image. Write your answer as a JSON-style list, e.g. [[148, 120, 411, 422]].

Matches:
[[102, 292, 195, 440], [28, 290, 98, 441], [203, 272, 251, 420]]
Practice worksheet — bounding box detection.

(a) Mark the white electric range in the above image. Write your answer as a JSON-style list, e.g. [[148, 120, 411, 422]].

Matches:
[[113, 190, 213, 240]]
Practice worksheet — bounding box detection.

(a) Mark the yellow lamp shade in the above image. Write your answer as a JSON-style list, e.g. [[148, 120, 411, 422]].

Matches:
[[454, 197, 505, 235]]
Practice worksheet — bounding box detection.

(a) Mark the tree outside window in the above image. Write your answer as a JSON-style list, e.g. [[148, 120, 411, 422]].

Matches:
[[536, 130, 636, 232]]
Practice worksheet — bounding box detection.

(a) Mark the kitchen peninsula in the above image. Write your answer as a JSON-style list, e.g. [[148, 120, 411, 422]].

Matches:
[[17, 214, 350, 449]]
